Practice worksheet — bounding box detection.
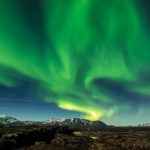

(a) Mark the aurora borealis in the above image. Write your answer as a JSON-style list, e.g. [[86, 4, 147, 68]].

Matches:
[[0, 0, 149, 124]]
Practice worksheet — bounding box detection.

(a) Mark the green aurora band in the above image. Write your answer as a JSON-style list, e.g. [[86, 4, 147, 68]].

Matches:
[[0, 0, 149, 120]]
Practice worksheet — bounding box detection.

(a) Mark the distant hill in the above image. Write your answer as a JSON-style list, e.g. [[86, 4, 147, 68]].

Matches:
[[0, 115, 19, 124], [62, 118, 108, 130], [0, 115, 43, 126], [0, 115, 108, 130]]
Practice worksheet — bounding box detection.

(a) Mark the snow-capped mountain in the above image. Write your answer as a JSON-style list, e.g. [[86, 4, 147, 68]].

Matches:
[[0, 115, 108, 130], [0, 115, 43, 125], [46, 118, 65, 123], [0, 115, 20, 124], [62, 118, 108, 130], [43, 118, 108, 130]]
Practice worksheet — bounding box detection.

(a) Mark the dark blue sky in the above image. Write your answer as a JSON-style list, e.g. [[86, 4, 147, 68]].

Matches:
[[0, 82, 80, 121]]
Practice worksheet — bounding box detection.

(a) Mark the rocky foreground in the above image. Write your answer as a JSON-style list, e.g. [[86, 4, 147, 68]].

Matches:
[[0, 125, 150, 150], [0, 125, 72, 150]]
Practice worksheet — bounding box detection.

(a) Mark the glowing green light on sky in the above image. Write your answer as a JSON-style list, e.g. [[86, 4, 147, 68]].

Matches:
[[0, 0, 149, 120]]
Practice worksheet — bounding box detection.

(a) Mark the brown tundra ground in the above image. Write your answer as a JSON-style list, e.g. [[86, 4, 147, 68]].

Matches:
[[0, 126, 150, 150]]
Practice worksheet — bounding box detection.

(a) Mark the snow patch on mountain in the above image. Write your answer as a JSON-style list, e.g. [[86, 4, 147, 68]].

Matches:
[[0, 115, 19, 124]]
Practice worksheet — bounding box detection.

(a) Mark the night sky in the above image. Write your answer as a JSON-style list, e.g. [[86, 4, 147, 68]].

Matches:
[[0, 0, 149, 125]]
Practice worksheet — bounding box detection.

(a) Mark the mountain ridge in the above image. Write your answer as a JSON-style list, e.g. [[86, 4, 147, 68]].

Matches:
[[62, 118, 108, 130], [0, 115, 19, 124], [0, 115, 108, 130]]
